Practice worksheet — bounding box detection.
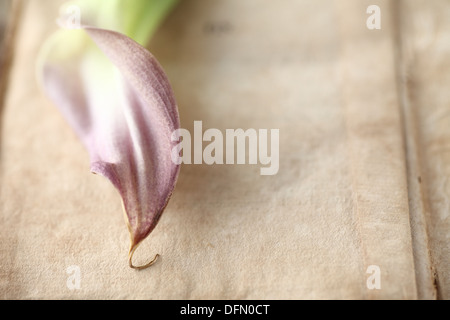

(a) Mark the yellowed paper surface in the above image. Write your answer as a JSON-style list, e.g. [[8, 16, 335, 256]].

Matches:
[[0, 0, 448, 299]]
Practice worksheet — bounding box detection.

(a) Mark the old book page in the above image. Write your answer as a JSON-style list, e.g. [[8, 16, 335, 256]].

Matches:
[[0, 0, 448, 299]]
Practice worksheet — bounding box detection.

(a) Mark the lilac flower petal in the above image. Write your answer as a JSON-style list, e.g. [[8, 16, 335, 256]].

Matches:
[[40, 28, 180, 269]]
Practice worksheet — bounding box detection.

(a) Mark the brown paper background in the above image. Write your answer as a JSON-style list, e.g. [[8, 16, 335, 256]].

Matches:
[[0, 0, 448, 299]]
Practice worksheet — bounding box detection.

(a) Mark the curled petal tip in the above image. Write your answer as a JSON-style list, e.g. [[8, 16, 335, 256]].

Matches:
[[128, 244, 160, 270]]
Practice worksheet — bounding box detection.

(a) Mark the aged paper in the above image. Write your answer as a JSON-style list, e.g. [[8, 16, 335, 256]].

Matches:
[[0, 0, 448, 299]]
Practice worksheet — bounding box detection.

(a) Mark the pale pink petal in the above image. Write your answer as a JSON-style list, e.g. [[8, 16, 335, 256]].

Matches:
[[40, 28, 180, 269]]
